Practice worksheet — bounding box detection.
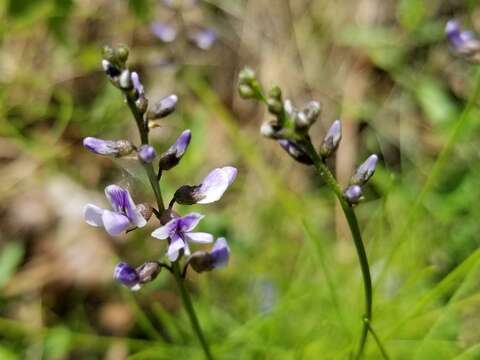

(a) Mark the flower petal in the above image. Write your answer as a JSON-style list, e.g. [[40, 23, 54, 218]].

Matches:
[[178, 213, 204, 232], [83, 137, 118, 156], [167, 238, 185, 261], [221, 166, 237, 186], [102, 210, 131, 236], [151, 218, 178, 240], [185, 232, 214, 244], [83, 204, 104, 227], [196, 168, 230, 204], [105, 185, 146, 228], [114, 262, 140, 288], [210, 237, 230, 268]]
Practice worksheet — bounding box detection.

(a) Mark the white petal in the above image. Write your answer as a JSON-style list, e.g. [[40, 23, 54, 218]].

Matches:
[[197, 168, 229, 204], [151, 218, 178, 240], [167, 239, 185, 261], [102, 210, 131, 236], [83, 204, 104, 227], [221, 166, 237, 185], [185, 232, 214, 244]]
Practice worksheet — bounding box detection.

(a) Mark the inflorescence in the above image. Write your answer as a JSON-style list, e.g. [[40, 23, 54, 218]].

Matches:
[[83, 45, 236, 291]]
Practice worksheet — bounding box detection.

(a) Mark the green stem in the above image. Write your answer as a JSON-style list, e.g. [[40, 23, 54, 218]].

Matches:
[[125, 90, 213, 359], [302, 140, 373, 359], [366, 321, 390, 360], [172, 261, 214, 360]]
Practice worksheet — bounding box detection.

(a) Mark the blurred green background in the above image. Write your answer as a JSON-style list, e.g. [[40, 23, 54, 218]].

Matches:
[[1, 0, 480, 359]]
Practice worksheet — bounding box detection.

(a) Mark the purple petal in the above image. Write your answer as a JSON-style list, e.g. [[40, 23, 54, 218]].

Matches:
[[131, 71, 144, 95], [177, 213, 204, 232], [83, 137, 119, 156], [102, 210, 131, 236], [197, 168, 231, 204], [114, 262, 140, 288], [191, 29, 217, 50], [167, 237, 185, 261], [83, 204, 104, 227], [210, 237, 230, 268], [104, 185, 146, 227], [151, 22, 177, 43], [185, 232, 214, 243], [137, 144, 157, 164], [171, 129, 192, 157], [151, 218, 179, 240]]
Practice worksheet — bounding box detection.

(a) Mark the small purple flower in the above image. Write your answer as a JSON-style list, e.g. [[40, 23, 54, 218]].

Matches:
[[190, 29, 217, 50], [83, 137, 134, 157], [151, 22, 177, 43], [320, 120, 342, 158], [173, 166, 237, 205], [147, 94, 178, 119], [445, 20, 480, 57], [187, 237, 230, 273], [114, 262, 141, 290], [137, 144, 157, 163], [350, 154, 378, 186], [84, 185, 147, 236], [131, 71, 144, 96], [151, 213, 214, 261], [159, 129, 192, 171], [278, 139, 313, 165], [344, 185, 363, 204]]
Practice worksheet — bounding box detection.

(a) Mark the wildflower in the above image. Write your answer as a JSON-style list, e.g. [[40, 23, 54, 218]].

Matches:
[[84, 185, 147, 236], [320, 120, 342, 158], [350, 154, 378, 186], [136, 261, 162, 284], [147, 94, 178, 120], [278, 139, 313, 165], [151, 213, 213, 261], [187, 238, 230, 273], [131, 71, 144, 96], [151, 22, 177, 43], [190, 28, 217, 50], [83, 137, 134, 157], [114, 262, 141, 290], [344, 185, 363, 205], [445, 20, 480, 60], [172, 166, 237, 205], [137, 144, 157, 164], [159, 130, 192, 171]]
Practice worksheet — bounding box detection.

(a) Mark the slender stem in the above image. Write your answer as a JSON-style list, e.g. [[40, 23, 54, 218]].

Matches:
[[302, 140, 373, 359], [172, 261, 214, 360], [366, 320, 390, 360], [125, 89, 213, 359]]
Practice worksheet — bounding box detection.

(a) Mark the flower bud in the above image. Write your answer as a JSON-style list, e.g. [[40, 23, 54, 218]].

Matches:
[[320, 120, 342, 158], [83, 137, 134, 157], [119, 69, 132, 90], [238, 67, 256, 84], [172, 185, 200, 205], [136, 262, 161, 284], [278, 140, 313, 165], [131, 72, 144, 96], [187, 238, 230, 273], [159, 130, 192, 171], [294, 111, 310, 130], [114, 262, 140, 290], [267, 86, 283, 115], [137, 145, 157, 163], [350, 154, 378, 186], [445, 20, 480, 61], [303, 101, 321, 125], [260, 121, 282, 139], [238, 84, 255, 99], [147, 94, 178, 120], [343, 185, 363, 204], [102, 60, 121, 79], [116, 45, 130, 63]]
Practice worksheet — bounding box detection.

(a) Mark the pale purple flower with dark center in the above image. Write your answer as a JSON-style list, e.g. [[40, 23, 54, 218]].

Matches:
[[187, 237, 230, 273], [190, 29, 217, 50], [278, 139, 313, 165], [114, 262, 141, 290], [138, 144, 157, 163], [151, 213, 213, 261], [84, 185, 147, 236], [83, 137, 133, 157], [159, 129, 192, 171], [151, 22, 177, 43], [445, 20, 480, 56], [173, 166, 237, 205], [131, 71, 144, 96]]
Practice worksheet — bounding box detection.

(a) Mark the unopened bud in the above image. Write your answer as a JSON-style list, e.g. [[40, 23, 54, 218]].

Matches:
[[238, 67, 256, 84], [303, 101, 321, 125], [294, 111, 310, 130], [172, 185, 201, 205], [116, 45, 130, 63], [238, 84, 255, 99], [137, 145, 157, 163], [187, 238, 230, 273], [278, 140, 313, 165], [83, 137, 134, 157], [159, 130, 192, 171], [320, 120, 342, 158], [136, 262, 161, 284], [260, 121, 282, 139], [119, 70, 132, 89], [344, 185, 363, 204], [102, 60, 121, 79], [350, 154, 378, 186], [147, 94, 178, 119]]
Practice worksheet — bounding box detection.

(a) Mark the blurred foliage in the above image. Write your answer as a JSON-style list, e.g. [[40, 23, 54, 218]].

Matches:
[[1, 0, 480, 359]]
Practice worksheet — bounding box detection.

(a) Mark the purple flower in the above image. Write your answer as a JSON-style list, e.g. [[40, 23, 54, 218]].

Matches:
[[320, 120, 342, 158], [190, 29, 217, 50], [84, 185, 147, 236], [147, 94, 178, 119], [350, 154, 378, 186], [83, 137, 133, 157], [445, 20, 480, 57], [344, 185, 363, 204], [173, 166, 237, 205], [278, 139, 313, 165], [137, 144, 157, 163], [114, 262, 141, 290], [131, 71, 144, 96], [187, 237, 230, 273], [151, 22, 177, 43], [151, 213, 214, 261], [159, 129, 192, 171]]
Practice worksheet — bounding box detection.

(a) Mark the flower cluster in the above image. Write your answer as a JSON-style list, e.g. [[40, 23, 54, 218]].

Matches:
[[83, 45, 236, 291], [237, 68, 377, 205], [445, 20, 480, 63], [150, 0, 216, 50]]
